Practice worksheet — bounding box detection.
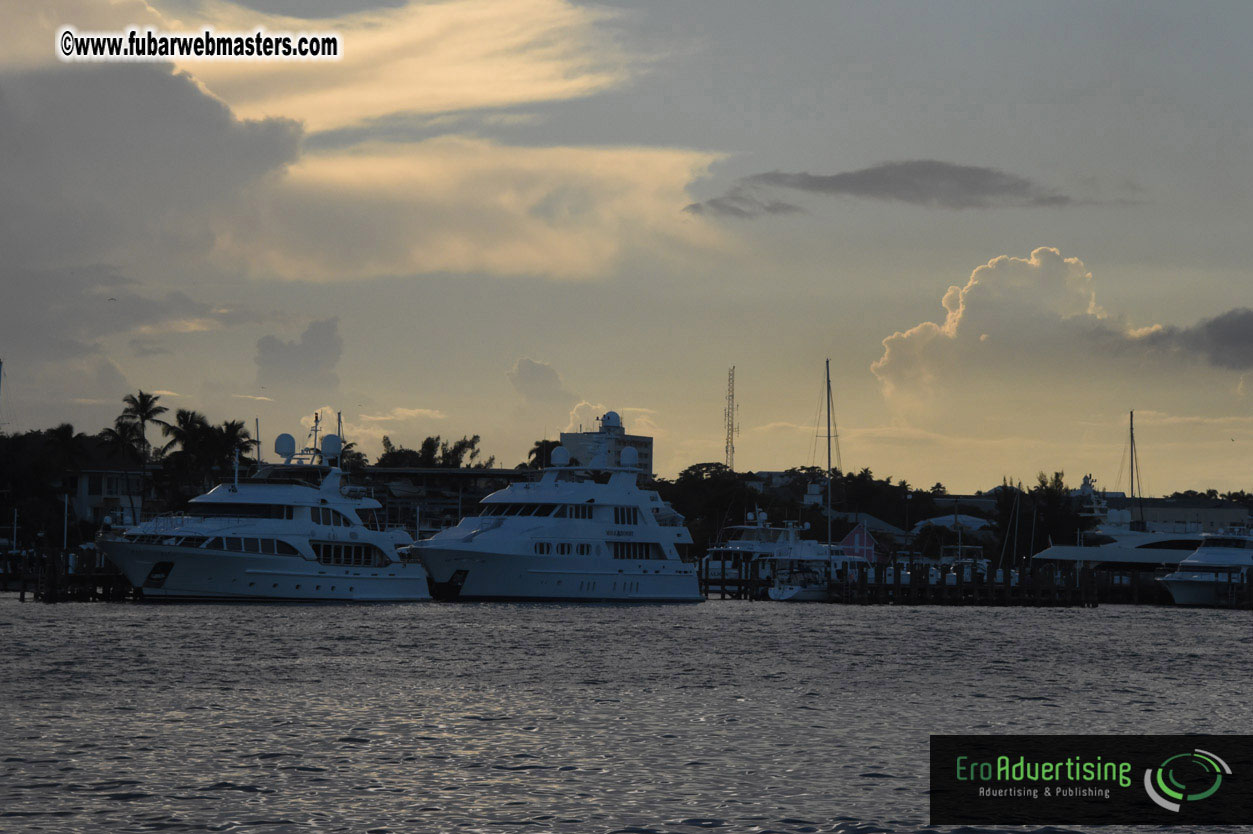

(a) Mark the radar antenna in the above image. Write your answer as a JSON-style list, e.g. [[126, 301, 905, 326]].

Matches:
[[724, 366, 740, 470]]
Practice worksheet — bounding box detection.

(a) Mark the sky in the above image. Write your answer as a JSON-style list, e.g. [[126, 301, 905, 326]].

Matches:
[[2, 0, 1252, 494]]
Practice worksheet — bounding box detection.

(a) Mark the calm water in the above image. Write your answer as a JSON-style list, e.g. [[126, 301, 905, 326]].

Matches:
[[1, 596, 1249, 833]]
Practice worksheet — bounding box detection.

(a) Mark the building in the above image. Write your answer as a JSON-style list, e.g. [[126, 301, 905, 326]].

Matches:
[[68, 468, 146, 526], [560, 411, 654, 476], [361, 467, 534, 537]]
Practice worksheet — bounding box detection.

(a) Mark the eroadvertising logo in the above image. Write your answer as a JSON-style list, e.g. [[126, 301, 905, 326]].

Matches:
[[930, 735, 1251, 824], [1143, 749, 1231, 812]]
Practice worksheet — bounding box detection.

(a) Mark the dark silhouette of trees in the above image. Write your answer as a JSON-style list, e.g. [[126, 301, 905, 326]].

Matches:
[[522, 439, 561, 469], [376, 434, 495, 468], [121, 390, 168, 462]]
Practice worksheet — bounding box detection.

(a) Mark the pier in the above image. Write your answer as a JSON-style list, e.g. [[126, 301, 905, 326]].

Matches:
[[699, 559, 1097, 606], [700, 558, 1253, 608], [0, 550, 136, 603]]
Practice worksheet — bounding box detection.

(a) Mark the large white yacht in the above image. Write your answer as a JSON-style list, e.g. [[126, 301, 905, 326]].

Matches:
[[98, 431, 430, 601], [1159, 528, 1253, 606], [1030, 476, 1203, 572], [410, 422, 701, 602]]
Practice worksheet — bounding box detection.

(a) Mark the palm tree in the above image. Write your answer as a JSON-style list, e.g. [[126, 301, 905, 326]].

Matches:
[[525, 439, 561, 469], [44, 423, 91, 475], [99, 417, 145, 523], [339, 440, 368, 472], [121, 390, 169, 463], [209, 421, 256, 473], [159, 409, 213, 473]]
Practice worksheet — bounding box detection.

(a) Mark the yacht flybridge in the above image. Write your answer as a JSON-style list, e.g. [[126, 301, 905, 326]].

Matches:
[[97, 426, 429, 601], [410, 412, 702, 602]]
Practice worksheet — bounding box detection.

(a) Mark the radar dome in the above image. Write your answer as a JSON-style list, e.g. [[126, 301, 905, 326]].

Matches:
[[274, 433, 297, 459], [321, 433, 342, 461], [602, 411, 621, 428], [550, 446, 571, 467], [619, 447, 639, 469]]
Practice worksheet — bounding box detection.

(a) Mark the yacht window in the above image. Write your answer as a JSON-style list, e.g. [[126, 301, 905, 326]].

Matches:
[[576, 543, 590, 556], [553, 506, 567, 518], [534, 542, 551, 555], [613, 507, 640, 525], [276, 540, 300, 556], [204, 537, 223, 549], [504, 504, 523, 516], [185, 503, 295, 520], [611, 541, 662, 560], [243, 538, 261, 553], [261, 539, 276, 555], [557, 543, 571, 555], [225, 537, 243, 552]]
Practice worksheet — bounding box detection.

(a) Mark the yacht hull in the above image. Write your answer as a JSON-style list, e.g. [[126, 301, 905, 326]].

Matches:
[[1159, 573, 1238, 607], [418, 547, 702, 602], [99, 539, 431, 601]]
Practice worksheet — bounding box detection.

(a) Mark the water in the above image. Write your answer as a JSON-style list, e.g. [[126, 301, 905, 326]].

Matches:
[[1, 597, 1249, 833]]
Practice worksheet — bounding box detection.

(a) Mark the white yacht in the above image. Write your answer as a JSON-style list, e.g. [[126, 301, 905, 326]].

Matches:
[[1159, 528, 1253, 606], [97, 432, 429, 601], [410, 440, 701, 602], [1031, 476, 1203, 572], [700, 514, 800, 596]]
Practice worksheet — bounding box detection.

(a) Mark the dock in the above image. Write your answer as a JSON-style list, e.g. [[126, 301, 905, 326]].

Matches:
[[1, 550, 136, 603], [700, 559, 1253, 608], [700, 560, 1097, 606]]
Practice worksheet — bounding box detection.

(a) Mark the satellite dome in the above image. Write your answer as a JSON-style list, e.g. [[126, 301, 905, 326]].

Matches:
[[602, 411, 621, 428], [619, 447, 639, 469], [550, 446, 571, 467], [321, 433, 342, 461], [274, 433, 297, 459]]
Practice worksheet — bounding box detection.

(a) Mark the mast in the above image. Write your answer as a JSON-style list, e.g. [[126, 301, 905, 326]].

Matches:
[[825, 358, 832, 546], [1129, 410, 1145, 529]]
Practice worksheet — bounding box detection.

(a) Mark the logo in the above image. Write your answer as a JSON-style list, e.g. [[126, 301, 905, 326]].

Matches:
[[931, 735, 1251, 824], [1144, 749, 1231, 812]]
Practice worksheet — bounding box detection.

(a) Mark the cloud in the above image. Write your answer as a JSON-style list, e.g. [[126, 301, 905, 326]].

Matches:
[[129, 338, 170, 357], [255, 318, 343, 389], [359, 407, 448, 421], [232, 393, 276, 402], [0, 64, 300, 272], [216, 137, 720, 280], [687, 160, 1072, 218], [4, 2, 720, 286], [507, 358, 574, 404], [751, 421, 813, 433], [180, 0, 634, 132], [0, 267, 263, 362], [871, 248, 1253, 414], [1131, 308, 1253, 370], [872, 247, 1101, 400]]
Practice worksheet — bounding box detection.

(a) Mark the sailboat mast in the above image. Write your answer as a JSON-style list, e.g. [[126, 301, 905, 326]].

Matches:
[[826, 358, 832, 546], [1129, 409, 1145, 527]]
